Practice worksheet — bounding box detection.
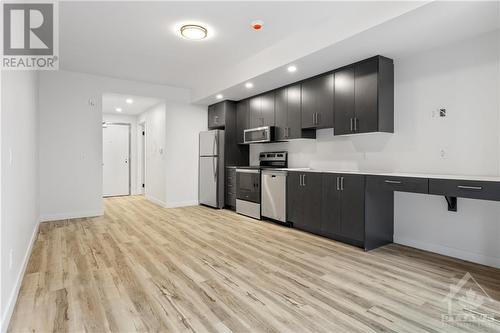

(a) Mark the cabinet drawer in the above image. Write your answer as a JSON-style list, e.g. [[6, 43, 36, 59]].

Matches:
[[368, 175, 428, 194], [429, 179, 500, 201]]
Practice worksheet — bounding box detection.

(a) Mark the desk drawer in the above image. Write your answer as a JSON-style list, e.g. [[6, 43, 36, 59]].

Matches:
[[368, 175, 428, 194], [429, 179, 500, 201]]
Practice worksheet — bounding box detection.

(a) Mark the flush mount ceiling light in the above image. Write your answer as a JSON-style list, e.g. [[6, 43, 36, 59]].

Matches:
[[215, 94, 223, 100], [287, 65, 297, 73], [180, 24, 208, 40], [115, 107, 122, 112], [125, 98, 133, 104], [245, 82, 254, 89]]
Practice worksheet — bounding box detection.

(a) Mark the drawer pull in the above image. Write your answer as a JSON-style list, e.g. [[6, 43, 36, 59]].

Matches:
[[457, 185, 483, 190], [385, 180, 402, 184]]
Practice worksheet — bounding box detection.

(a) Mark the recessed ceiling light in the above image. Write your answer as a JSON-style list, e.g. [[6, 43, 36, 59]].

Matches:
[[287, 65, 297, 73], [125, 98, 133, 104], [245, 82, 254, 89], [115, 107, 122, 112], [215, 94, 223, 100], [180, 24, 208, 40]]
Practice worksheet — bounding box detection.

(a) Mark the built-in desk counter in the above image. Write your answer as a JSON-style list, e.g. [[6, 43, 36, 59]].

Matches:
[[281, 169, 500, 250]]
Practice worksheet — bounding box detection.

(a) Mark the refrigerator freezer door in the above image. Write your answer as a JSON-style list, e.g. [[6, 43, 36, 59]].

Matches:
[[199, 156, 218, 207], [199, 130, 219, 156]]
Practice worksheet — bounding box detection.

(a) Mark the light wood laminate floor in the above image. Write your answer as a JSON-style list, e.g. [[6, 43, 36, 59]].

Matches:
[[8, 196, 500, 332]]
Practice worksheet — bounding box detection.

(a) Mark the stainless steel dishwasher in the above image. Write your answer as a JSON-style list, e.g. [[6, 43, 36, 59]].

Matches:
[[261, 170, 287, 223]]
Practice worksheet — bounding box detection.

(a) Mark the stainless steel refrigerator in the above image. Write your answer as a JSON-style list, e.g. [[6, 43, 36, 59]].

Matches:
[[199, 130, 225, 208]]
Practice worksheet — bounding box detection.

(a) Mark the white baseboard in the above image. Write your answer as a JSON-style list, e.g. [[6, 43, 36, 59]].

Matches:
[[39, 210, 104, 222], [145, 195, 168, 208], [394, 236, 500, 269], [1, 221, 40, 333], [165, 200, 198, 208]]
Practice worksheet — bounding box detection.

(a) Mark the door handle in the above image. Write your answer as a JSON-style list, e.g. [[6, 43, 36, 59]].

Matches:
[[354, 117, 358, 132], [340, 177, 344, 191], [350, 118, 354, 132], [336, 177, 340, 191], [457, 185, 483, 190], [312, 113, 316, 125], [385, 180, 402, 184], [303, 174, 306, 186], [317, 113, 321, 125]]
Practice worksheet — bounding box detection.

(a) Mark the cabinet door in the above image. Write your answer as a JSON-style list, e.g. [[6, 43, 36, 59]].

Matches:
[[274, 88, 287, 140], [236, 100, 249, 144], [321, 173, 341, 236], [339, 174, 365, 242], [260, 91, 275, 127], [315, 73, 334, 129], [300, 80, 316, 129], [287, 172, 303, 225], [249, 96, 262, 128], [301, 74, 334, 129], [301, 172, 323, 234], [208, 103, 225, 129], [355, 58, 378, 133], [334, 66, 355, 135], [287, 84, 302, 139]]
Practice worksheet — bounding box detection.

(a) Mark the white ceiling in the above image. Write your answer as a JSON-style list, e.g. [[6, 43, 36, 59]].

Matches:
[[102, 93, 163, 115], [199, 1, 500, 104], [60, 1, 427, 101]]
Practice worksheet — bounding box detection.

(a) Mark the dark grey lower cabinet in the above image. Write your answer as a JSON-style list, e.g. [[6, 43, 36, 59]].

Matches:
[[287, 172, 322, 234], [225, 168, 236, 210], [288, 172, 393, 250], [321, 174, 365, 247]]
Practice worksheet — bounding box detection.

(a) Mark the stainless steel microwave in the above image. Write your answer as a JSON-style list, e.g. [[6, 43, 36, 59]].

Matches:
[[244, 126, 275, 144]]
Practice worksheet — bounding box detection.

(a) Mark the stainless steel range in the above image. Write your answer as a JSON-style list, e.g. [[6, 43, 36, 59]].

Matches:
[[236, 152, 287, 219]]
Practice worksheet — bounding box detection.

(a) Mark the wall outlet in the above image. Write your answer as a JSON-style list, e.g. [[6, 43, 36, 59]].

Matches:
[[9, 249, 13, 270], [439, 108, 447, 117], [440, 148, 448, 159]]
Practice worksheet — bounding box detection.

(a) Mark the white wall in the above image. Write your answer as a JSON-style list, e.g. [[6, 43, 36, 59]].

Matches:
[[164, 101, 207, 207], [38, 70, 192, 221], [138, 104, 167, 206], [102, 113, 140, 195], [250, 30, 500, 267], [1, 71, 39, 332]]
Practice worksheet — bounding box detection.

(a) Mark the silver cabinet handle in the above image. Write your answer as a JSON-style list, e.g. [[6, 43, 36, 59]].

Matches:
[[458, 185, 483, 190], [336, 177, 340, 191], [385, 180, 402, 184], [303, 174, 306, 186], [317, 113, 321, 125], [354, 117, 358, 132], [312, 113, 316, 125], [350, 118, 354, 132], [340, 177, 344, 191], [299, 174, 303, 186]]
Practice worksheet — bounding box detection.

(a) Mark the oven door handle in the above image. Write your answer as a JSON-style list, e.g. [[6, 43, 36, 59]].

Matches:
[[236, 169, 260, 174]]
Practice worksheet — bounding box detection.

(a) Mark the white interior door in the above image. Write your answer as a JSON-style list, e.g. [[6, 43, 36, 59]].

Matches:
[[103, 124, 130, 197]]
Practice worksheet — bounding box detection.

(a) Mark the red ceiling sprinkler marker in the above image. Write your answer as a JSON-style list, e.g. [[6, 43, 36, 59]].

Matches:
[[251, 20, 263, 30]]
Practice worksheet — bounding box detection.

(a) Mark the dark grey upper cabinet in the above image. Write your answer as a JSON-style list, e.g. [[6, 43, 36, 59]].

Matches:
[[260, 91, 275, 127], [301, 73, 334, 129], [275, 88, 288, 140], [208, 102, 226, 129], [249, 96, 261, 128], [334, 56, 394, 136], [275, 84, 315, 141], [236, 100, 249, 144], [333, 66, 355, 136], [249, 92, 275, 128]]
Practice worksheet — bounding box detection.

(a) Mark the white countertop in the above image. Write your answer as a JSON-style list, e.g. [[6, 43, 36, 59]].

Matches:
[[269, 168, 500, 182]]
